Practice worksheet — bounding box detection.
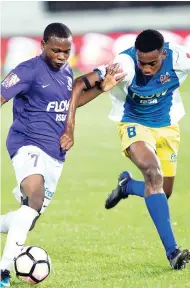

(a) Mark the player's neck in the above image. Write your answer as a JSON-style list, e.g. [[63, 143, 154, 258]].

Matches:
[[40, 54, 63, 72]]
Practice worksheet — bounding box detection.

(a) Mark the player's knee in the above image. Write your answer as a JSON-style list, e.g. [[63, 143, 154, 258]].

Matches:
[[143, 164, 163, 191], [21, 175, 44, 212], [28, 190, 44, 212], [22, 193, 44, 213], [21, 186, 44, 212]]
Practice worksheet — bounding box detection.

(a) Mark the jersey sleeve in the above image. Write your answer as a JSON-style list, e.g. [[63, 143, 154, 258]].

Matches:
[[112, 53, 135, 85], [171, 43, 190, 74], [1, 62, 34, 102], [94, 53, 135, 86]]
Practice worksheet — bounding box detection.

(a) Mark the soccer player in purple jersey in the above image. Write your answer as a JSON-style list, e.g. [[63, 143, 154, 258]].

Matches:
[[0, 23, 125, 287], [61, 30, 190, 270]]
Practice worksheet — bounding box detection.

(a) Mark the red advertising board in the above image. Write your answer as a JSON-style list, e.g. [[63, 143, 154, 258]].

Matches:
[[1, 30, 190, 73]]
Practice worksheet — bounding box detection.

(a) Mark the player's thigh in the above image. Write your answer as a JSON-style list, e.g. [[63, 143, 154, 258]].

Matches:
[[127, 141, 174, 197], [127, 141, 161, 176], [118, 122, 162, 180], [39, 152, 63, 215], [155, 124, 180, 178], [12, 145, 63, 214], [117, 122, 156, 158], [127, 141, 163, 195], [21, 174, 44, 198], [12, 145, 46, 199]]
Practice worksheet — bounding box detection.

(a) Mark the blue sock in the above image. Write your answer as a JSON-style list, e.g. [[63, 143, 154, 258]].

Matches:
[[123, 178, 145, 197], [145, 193, 177, 257]]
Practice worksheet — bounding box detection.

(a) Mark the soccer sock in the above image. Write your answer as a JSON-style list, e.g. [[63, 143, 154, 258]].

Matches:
[[0, 205, 39, 271], [145, 193, 177, 257], [123, 178, 145, 197], [0, 211, 17, 234]]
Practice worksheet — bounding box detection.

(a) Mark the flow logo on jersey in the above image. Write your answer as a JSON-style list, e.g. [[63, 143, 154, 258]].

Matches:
[[131, 89, 168, 104], [170, 153, 177, 162], [46, 100, 70, 112], [160, 72, 171, 85], [46, 100, 70, 121]]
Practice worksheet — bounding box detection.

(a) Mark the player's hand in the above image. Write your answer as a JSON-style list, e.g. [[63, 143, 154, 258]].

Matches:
[[100, 63, 127, 92], [60, 129, 74, 151]]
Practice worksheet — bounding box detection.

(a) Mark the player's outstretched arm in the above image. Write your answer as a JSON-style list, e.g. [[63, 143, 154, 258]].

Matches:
[[77, 63, 126, 107], [74, 71, 102, 108], [1, 95, 7, 106], [60, 64, 126, 151]]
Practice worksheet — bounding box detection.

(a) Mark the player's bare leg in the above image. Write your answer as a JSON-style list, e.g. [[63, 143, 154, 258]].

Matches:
[[130, 142, 189, 269], [0, 174, 44, 285], [163, 176, 175, 199], [106, 141, 190, 269], [20, 174, 44, 214]]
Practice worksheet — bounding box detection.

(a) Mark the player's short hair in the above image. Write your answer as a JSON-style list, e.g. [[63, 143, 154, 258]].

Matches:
[[135, 29, 164, 53], [43, 23, 72, 42]]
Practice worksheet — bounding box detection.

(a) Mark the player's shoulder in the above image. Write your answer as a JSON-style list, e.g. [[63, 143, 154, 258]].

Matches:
[[118, 46, 136, 63], [15, 56, 40, 71], [166, 42, 189, 67], [167, 42, 188, 53], [120, 46, 136, 57], [9, 56, 40, 82], [62, 62, 74, 79], [114, 46, 136, 69], [65, 62, 73, 73]]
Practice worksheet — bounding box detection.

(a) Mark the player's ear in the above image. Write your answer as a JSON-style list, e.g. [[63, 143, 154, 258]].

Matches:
[[41, 40, 46, 51]]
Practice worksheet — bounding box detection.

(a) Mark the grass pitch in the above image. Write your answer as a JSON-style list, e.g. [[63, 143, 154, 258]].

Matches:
[[1, 78, 190, 288]]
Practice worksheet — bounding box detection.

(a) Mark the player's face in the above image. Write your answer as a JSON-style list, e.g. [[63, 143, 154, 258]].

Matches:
[[41, 36, 72, 69], [136, 49, 166, 76]]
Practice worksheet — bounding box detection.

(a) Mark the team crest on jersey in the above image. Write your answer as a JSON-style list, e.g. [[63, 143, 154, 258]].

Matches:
[[67, 76, 72, 91], [2, 73, 20, 89], [160, 72, 171, 85]]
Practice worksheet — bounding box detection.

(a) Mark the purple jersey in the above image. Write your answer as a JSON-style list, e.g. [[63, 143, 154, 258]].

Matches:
[[1, 55, 73, 161]]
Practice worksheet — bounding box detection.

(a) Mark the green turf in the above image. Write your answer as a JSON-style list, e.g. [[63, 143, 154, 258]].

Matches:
[[1, 78, 190, 288]]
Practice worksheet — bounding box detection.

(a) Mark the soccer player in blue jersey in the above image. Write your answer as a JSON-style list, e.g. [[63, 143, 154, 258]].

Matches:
[[0, 23, 125, 287], [62, 29, 190, 270]]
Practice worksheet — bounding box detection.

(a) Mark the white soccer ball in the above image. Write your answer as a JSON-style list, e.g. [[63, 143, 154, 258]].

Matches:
[[14, 246, 51, 284]]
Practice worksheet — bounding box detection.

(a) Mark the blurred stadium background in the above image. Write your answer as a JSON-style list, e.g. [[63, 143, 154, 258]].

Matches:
[[1, 2, 190, 288], [1, 1, 190, 75]]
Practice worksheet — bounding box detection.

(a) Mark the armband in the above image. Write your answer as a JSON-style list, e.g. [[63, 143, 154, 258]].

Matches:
[[81, 75, 92, 90]]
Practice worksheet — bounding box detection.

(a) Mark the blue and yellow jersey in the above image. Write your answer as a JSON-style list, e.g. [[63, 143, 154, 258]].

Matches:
[[98, 43, 190, 128]]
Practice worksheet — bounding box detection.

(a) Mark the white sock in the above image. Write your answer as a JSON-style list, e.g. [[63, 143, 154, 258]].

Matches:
[[0, 205, 38, 271], [0, 211, 17, 234], [12, 186, 22, 203], [0, 187, 23, 233]]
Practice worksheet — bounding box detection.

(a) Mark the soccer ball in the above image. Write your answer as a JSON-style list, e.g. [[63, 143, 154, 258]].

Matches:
[[14, 246, 51, 284]]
